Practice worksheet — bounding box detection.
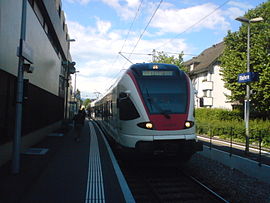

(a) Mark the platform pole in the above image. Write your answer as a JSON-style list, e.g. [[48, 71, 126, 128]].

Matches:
[[12, 0, 27, 174]]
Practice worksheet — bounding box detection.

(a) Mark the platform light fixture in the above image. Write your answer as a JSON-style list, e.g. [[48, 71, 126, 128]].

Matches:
[[235, 16, 263, 154], [74, 70, 79, 99], [67, 39, 76, 42]]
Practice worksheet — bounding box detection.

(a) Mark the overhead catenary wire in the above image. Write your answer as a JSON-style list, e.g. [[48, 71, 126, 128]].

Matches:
[[119, 0, 144, 54], [120, 51, 195, 57], [155, 0, 230, 51], [165, 52, 196, 56], [119, 52, 133, 64], [109, 0, 144, 68], [120, 51, 152, 56], [125, 0, 163, 62], [106, 0, 228, 92], [105, 0, 144, 90]]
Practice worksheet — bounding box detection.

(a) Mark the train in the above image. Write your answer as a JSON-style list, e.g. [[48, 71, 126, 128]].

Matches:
[[91, 63, 202, 160]]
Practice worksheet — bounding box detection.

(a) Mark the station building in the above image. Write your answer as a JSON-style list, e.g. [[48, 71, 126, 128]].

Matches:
[[0, 0, 75, 166]]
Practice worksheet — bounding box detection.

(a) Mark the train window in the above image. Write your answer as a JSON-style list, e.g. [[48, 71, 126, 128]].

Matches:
[[137, 75, 188, 114], [118, 97, 140, 120]]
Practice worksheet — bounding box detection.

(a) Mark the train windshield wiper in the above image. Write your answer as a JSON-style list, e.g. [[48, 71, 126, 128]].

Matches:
[[145, 88, 154, 111], [160, 110, 171, 119], [145, 88, 171, 119]]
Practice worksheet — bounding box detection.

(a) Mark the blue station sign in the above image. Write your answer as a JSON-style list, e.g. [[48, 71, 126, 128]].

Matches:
[[238, 72, 259, 83]]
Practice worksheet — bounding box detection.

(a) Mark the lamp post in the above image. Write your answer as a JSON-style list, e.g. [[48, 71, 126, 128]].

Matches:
[[74, 71, 79, 100], [235, 16, 263, 154], [12, 0, 27, 174], [74, 71, 79, 112]]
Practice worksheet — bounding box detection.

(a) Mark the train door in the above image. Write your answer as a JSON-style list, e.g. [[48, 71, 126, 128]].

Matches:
[[115, 86, 123, 143]]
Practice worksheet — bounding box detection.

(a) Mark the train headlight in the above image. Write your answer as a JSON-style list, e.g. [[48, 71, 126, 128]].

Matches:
[[146, 123, 153, 129], [137, 122, 154, 130], [184, 121, 194, 128]]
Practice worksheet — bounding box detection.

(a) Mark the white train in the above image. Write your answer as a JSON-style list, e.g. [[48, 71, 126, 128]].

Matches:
[[91, 63, 202, 160]]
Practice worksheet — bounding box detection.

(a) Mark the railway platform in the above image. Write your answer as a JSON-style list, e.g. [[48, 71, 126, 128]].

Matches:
[[0, 119, 135, 203], [1, 119, 270, 202], [197, 135, 270, 184], [198, 135, 270, 166]]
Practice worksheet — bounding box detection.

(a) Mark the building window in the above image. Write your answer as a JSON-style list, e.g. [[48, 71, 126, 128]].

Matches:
[[28, 0, 34, 7], [118, 97, 140, 121], [203, 90, 207, 97], [58, 5, 61, 17], [34, 1, 44, 26], [203, 73, 207, 81], [44, 23, 48, 34], [209, 90, 212, 97], [190, 64, 194, 72], [28, 0, 60, 57]]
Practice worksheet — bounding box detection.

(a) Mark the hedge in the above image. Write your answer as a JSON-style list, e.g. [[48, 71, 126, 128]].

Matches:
[[195, 109, 270, 147]]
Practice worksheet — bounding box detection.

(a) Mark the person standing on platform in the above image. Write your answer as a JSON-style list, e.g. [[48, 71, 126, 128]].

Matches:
[[73, 108, 86, 142]]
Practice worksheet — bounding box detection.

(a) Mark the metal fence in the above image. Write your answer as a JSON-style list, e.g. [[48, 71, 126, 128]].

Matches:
[[196, 124, 270, 166]]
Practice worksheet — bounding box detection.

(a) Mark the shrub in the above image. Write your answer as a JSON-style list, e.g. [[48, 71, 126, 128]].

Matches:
[[195, 108, 242, 121], [195, 108, 270, 147]]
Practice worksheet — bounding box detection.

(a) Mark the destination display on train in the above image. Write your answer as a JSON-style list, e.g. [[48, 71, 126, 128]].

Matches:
[[142, 70, 174, 76]]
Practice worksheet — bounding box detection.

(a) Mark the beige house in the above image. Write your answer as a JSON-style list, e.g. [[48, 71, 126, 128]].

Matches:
[[184, 42, 232, 109]]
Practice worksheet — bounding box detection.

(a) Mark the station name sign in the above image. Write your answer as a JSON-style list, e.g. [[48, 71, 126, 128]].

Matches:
[[238, 72, 259, 83], [17, 40, 33, 64]]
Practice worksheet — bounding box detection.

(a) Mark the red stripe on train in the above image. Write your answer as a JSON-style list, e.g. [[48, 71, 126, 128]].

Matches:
[[149, 114, 188, 130]]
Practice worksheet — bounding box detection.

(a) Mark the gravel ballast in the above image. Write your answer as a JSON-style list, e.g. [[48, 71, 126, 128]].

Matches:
[[186, 154, 270, 203]]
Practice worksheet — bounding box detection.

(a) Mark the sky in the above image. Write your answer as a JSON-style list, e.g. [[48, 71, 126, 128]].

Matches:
[[62, 0, 267, 99]]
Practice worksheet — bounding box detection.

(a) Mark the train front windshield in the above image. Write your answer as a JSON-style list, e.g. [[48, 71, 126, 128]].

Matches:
[[136, 69, 188, 114]]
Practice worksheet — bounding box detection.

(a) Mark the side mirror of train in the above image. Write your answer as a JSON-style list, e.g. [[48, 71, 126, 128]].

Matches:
[[119, 92, 128, 99], [117, 90, 131, 108], [119, 90, 131, 99]]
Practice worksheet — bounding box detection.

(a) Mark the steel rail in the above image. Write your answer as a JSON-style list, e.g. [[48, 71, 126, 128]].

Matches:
[[187, 174, 230, 203]]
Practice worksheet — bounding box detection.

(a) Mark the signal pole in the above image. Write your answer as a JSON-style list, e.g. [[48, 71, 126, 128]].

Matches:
[[12, 0, 27, 174]]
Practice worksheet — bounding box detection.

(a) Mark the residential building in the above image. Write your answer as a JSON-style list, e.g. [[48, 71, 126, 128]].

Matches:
[[0, 0, 75, 166], [184, 42, 232, 109]]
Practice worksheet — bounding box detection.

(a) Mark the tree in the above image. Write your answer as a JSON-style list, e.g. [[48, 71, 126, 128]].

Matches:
[[83, 98, 91, 108], [220, 1, 270, 117], [75, 89, 83, 106], [152, 50, 188, 72]]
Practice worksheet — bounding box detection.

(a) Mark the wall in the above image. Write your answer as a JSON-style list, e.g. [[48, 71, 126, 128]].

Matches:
[[211, 65, 232, 109], [0, 0, 69, 165], [0, 0, 21, 76], [192, 65, 232, 109], [0, 0, 63, 96], [0, 121, 62, 166]]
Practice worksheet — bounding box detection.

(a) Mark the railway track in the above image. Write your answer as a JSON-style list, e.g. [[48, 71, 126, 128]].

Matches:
[[95, 121, 229, 202], [117, 157, 229, 203], [96, 121, 269, 202]]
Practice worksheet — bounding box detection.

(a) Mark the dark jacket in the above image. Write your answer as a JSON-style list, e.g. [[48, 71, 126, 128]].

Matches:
[[73, 110, 85, 126]]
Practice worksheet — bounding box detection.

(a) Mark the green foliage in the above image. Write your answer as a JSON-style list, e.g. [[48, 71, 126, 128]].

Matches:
[[195, 108, 270, 147], [83, 98, 91, 108], [152, 51, 189, 72], [220, 1, 270, 117], [195, 108, 242, 121]]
